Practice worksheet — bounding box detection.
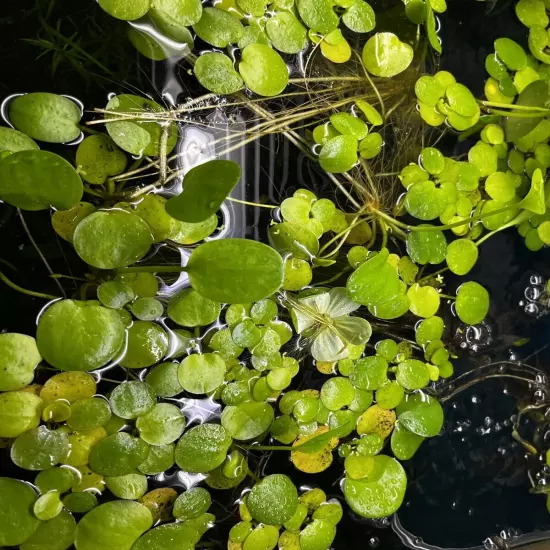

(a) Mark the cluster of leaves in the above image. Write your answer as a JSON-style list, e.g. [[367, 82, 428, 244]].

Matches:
[[5, 0, 550, 546], [311, 102, 384, 174], [95, 0, 422, 98], [269, 188, 372, 291], [230, 485, 342, 550], [416, 71, 481, 130]]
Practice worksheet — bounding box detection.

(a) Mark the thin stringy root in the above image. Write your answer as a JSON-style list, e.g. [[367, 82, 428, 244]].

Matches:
[[88, 44, 441, 218]]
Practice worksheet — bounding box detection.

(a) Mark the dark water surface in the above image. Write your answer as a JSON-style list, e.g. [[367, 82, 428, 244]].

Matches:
[[2, 0, 550, 549]]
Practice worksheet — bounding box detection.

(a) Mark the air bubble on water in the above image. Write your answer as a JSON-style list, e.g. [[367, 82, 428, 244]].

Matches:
[[525, 287, 541, 301], [368, 537, 379, 548], [472, 395, 481, 404], [483, 538, 499, 549]]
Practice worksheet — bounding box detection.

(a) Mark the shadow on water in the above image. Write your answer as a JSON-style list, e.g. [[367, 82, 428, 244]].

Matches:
[[3, 0, 550, 549]]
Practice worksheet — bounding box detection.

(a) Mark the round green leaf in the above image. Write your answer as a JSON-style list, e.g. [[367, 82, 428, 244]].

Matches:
[[0, 333, 41, 391], [346, 249, 402, 308], [119, 321, 169, 369], [407, 227, 447, 265], [11, 426, 69, 470], [0, 391, 43, 438], [33, 491, 63, 521], [138, 443, 175, 475], [173, 488, 211, 521], [404, 180, 447, 220], [0, 477, 40, 546], [167, 289, 221, 327], [391, 423, 424, 461], [52, 202, 95, 243], [319, 135, 358, 173], [110, 381, 156, 419], [495, 37, 527, 71], [132, 523, 200, 550], [415, 315, 444, 346], [9, 93, 81, 143], [76, 135, 127, 185], [194, 53, 244, 95], [415, 76, 446, 107], [407, 284, 440, 318], [193, 7, 244, 47], [89, 433, 150, 476], [331, 113, 369, 140], [239, 44, 289, 97], [296, 0, 338, 33], [396, 392, 444, 437], [395, 359, 430, 390], [344, 455, 407, 518], [136, 403, 186, 445], [359, 133, 383, 159], [21, 509, 76, 550], [67, 398, 111, 431], [266, 12, 308, 54], [362, 33, 414, 78], [516, 0, 549, 28], [342, 1, 376, 33], [97, 281, 135, 309], [248, 474, 298, 525], [221, 401, 274, 440], [350, 356, 388, 390], [445, 83, 479, 117], [105, 94, 177, 157], [0, 126, 39, 153], [186, 239, 284, 303], [74, 210, 153, 269], [375, 381, 404, 410], [0, 150, 83, 210], [445, 239, 479, 275], [129, 297, 164, 321], [300, 519, 336, 550], [145, 361, 184, 398], [37, 300, 125, 372], [269, 221, 320, 260], [455, 281, 489, 325], [149, 0, 202, 26], [320, 377, 355, 411], [75, 501, 153, 550], [174, 423, 232, 473], [166, 160, 241, 223], [485, 171, 516, 202], [62, 492, 98, 514], [178, 353, 226, 394], [105, 474, 148, 500]]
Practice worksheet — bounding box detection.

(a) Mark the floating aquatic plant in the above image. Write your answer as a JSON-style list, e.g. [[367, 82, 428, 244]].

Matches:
[[3, 0, 550, 549]]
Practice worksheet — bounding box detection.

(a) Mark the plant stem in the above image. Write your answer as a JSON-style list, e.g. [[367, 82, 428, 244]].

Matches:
[[418, 266, 449, 283], [438, 293, 456, 300], [159, 126, 169, 185], [240, 445, 291, 452], [485, 109, 547, 119], [288, 76, 365, 83], [226, 197, 278, 209], [0, 269, 60, 300], [479, 100, 550, 113]]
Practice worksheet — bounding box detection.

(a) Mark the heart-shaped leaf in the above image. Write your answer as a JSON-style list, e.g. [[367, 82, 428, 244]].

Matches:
[[166, 160, 241, 223]]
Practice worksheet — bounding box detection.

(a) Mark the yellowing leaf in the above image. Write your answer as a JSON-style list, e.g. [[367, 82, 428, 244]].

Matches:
[[357, 405, 396, 438], [291, 426, 339, 473]]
